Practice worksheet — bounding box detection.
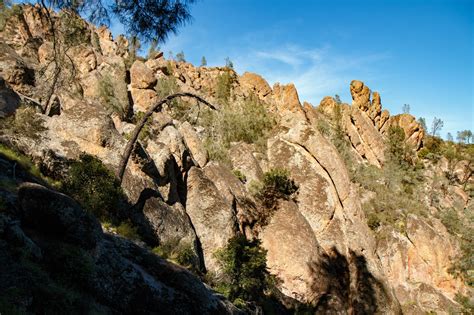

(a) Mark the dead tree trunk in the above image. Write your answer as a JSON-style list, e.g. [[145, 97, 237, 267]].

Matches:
[[116, 92, 216, 183]]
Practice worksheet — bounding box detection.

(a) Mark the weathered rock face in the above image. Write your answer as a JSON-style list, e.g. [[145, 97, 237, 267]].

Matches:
[[0, 6, 470, 314], [0, 78, 21, 117], [350, 79, 371, 111], [179, 121, 208, 168], [18, 182, 102, 249], [185, 167, 238, 273], [318, 80, 425, 167], [0, 153, 237, 314], [130, 60, 157, 89], [238, 72, 272, 99], [260, 200, 322, 302], [376, 215, 465, 314]]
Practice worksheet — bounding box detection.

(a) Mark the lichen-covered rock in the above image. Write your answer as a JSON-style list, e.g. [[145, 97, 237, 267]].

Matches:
[[229, 142, 264, 186], [376, 215, 466, 314], [179, 121, 208, 168], [260, 200, 322, 302], [130, 60, 157, 89], [185, 167, 238, 273]]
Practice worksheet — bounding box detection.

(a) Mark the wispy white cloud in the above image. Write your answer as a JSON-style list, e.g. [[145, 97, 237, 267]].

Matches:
[[233, 44, 391, 105]]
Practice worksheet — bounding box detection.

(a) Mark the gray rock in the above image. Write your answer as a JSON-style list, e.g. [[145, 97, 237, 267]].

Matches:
[[18, 182, 102, 249]]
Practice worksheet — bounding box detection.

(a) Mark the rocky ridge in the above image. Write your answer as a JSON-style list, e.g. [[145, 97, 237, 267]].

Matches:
[[0, 5, 472, 314]]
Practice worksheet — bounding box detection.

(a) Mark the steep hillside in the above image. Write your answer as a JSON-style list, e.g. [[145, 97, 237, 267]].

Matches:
[[0, 5, 472, 314]]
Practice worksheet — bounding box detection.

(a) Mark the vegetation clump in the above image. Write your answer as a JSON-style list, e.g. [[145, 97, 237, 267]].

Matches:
[[63, 154, 124, 220], [0, 105, 47, 141], [232, 169, 247, 183], [440, 208, 473, 287], [214, 235, 274, 306], [152, 242, 197, 270], [98, 74, 127, 119], [201, 94, 275, 164]]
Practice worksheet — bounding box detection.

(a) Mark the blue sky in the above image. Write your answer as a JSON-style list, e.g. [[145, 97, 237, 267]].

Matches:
[[114, 0, 473, 137]]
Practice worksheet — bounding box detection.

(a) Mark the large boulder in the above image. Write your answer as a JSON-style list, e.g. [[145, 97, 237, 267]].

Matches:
[[260, 200, 322, 302], [185, 167, 238, 273], [238, 72, 272, 99], [130, 60, 157, 89], [179, 121, 208, 168], [350, 80, 371, 111], [376, 215, 466, 314], [18, 182, 102, 249]]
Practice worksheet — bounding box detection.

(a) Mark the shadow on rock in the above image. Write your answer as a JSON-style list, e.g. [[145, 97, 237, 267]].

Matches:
[[308, 247, 391, 315]]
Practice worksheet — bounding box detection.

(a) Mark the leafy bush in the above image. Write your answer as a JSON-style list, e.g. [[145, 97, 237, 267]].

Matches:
[[59, 10, 90, 47], [256, 168, 298, 208], [63, 154, 124, 219], [0, 144, 60, 188], [0, 2, 22, 32], [232, 169, 247, 183], [116, 220, 140, 241], [216, 71, 234, 103], [214, 235, 273, 303], [353, 163, 427, 234], [152, 243, 196, 269], [0, 105, 47, 141], [132, 111, 152, 143], [440, 208, 473, 286], [455, 293, 474, 314], [155, 75, 192, 121], [98, 74, 126, 119], [200, 94, 275, 164]]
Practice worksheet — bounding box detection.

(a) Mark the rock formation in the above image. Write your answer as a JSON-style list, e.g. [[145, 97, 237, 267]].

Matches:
[[0, 5, 471, 314]]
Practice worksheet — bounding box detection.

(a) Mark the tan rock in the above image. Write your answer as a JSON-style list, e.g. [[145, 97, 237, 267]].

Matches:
[[178, 121, 207, 168], [238, 72, 272, 99], [377, 215, 466, 314], [318, 96, 338, 117], [131, 88, 159, 112], [229, 142, 264, 185], [369, 91, 382, 122], [350, 107, 386, 166], [185, 167, 238, 273], [260, 200, 321, 302], [350, 80, 371, 111], [267, 137, 341, 234], [130, 60, 157, 89], [389, 114, 424, 149], [70, 45, 97, 76]]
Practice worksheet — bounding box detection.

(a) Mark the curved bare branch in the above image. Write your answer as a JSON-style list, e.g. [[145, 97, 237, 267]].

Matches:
[[116, 92, 216, 183]]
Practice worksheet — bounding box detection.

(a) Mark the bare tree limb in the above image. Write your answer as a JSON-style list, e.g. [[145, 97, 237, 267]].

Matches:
[[116, 92, 216, 183]]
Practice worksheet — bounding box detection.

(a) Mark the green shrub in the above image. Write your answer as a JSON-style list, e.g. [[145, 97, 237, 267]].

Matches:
[[214, 235, 273, 302], [116, 220, 140, 241], [132, 111, 152, 143], [200, 94, 275, 163], [0, 144, 60, 188], [232, 169, 247, 183], [152, 242, 197, 270], [59, 10, 90, 47], [155, 75, 192, 121], [63, 154, 124, 219], [98, 74, 126, 119], [256, 168, 298, 208], [0, 2, 22, 32], [454, 293, 474, 314], [216, 71, 234, 103], [441, 208, 473, 286], [0, 105, 47, 141]]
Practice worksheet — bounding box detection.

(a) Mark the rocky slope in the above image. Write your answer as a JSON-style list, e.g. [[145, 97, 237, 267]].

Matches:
[[0, 4, 472, 314]]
